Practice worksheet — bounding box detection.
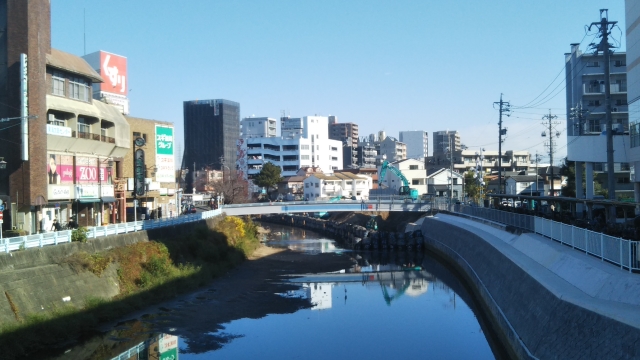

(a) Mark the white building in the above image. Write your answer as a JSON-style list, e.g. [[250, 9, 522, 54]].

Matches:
[[565, 41, 631, 200], [454, 150, 531, 175], [426, 168, 464, 199], [399, 130, 428, 159], [239, 116, 343, 178], [241, 117, 277, 138], [378, 158, 427, 196], [505, 175, 543, 196], [303, 173, 372, 201]]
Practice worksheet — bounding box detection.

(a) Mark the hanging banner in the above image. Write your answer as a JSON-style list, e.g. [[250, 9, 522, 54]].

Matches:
[[135, 149, 146, 196], [155, 125, 175, 183]]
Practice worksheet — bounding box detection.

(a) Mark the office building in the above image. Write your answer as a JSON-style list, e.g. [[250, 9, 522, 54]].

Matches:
[[626, 1, 640, 207], [183, 99, 240, 193], [399, 130, 428, 159], [379, 136, 406, 162]]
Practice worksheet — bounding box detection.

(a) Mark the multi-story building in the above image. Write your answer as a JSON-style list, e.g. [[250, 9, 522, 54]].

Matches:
[[183, 99, 240, 193], [399, 130, 428, 159], [454, 150, 531, 175], [432, 130, 460, 163], [0, 0, 133, 233], [427, 168, 464, 199], [238, 116, 343, 178], [626, 1, 640, 208], [379, 136, 406, 162], [303, 172, 372, 201], [241, 117, 276, 139], [378, 158, 427, 196], [123, 117, 177, 219], [565, 42, 631, 200], [328, 116, 358, 148], [356, 140, 377, 168]]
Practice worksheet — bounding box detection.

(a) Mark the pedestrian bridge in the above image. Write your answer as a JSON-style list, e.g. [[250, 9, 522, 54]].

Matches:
[[221, 199, 432, 216]]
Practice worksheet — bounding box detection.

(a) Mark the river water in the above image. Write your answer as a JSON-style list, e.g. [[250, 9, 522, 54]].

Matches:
[[44, 224, 506, 360]]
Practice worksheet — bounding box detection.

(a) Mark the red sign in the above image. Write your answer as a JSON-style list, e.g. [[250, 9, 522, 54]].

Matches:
[[99, 51, 127, 96]]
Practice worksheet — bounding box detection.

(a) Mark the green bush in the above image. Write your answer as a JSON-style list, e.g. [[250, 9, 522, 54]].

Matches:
[[71, 227, 88, 243]]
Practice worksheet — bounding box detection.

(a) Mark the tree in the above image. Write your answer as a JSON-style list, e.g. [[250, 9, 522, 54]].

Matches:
[[464, 170, 487, 204], [252, 162, 283, 199], [209, 170, 250, 204]]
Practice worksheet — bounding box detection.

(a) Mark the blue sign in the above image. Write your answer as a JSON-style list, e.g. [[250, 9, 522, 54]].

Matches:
[[0, 204, 5, 211]]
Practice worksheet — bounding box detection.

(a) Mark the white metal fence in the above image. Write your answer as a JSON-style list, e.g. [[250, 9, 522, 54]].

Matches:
[[0, 209, 223, 253], [450, 204, 639, 273]]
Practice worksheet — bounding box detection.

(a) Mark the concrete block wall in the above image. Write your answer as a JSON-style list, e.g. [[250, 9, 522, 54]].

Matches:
[[421, 217, 640, 360]]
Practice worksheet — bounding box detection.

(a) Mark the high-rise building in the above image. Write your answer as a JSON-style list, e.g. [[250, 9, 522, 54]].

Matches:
[[432, 130, 460, 161], [626, 0, 640, 205], [328, 116, 358, 148], [183, 99, 240, 192], [565, 42, 630, 199], [399, 130, 428, 159]]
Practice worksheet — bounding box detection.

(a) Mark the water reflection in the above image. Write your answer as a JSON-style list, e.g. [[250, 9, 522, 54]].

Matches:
[[263, 223, 343, 254], [42, 226, 503, 360]]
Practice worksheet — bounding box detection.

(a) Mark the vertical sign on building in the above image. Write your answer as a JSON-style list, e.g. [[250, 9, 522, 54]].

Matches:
[[135, 149, 145, 196], [155, 125, 175, 183], [20, 53, 28, 161]]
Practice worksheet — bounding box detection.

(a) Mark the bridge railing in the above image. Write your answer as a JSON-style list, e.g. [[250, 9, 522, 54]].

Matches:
[[452, 204, 639, 273], [1, 208, 223, 253]]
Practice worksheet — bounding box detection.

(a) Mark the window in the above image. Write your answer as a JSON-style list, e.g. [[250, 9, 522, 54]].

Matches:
[[301, 145, 310, 150], [133, 132, 141, 138], [316, 145, 319, 150], [77, 117, 91, 134], [316, 155, 319, 160], [618, 176, 630, 184], [315, 183, 319, 188], [412, 179, 420, 185], [68, 76, 90, 101], [614, 60, 625, 67], [588, 100, 601, 106], [409, 165, 418, 170], [305, 183, 309, 188], [52, 71, 65, 96], [301, 155, 310, 160], [587, 61, 600, 67], [48, 115, 65, 127], [453, 178, 458, 185]]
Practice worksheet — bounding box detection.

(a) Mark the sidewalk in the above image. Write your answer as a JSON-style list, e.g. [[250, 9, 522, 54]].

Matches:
[[432, 213, 640, 330]]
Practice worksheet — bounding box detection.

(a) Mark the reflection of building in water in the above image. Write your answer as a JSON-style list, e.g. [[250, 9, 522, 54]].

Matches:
[[303, 282, 333, 310], [284, 239, 337, 254], [108, 333, 179, 359]]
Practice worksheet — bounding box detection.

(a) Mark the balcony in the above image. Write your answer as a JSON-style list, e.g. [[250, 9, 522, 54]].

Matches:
[[72, 131, 115, 143], [101, 135, 115, 144]]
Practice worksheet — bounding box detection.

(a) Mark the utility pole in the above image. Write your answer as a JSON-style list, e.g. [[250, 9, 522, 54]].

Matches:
[[449, 136, 454, 203], [494, 94, 510, 194], [542, 110, 560, 196], [589, 9, 617, 208]]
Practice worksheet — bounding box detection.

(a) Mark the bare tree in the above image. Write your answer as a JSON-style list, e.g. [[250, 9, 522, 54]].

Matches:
[[208, 170, 251, 204]]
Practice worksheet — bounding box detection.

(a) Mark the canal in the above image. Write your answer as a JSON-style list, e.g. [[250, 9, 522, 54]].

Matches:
[[43, 223, 507, 360]]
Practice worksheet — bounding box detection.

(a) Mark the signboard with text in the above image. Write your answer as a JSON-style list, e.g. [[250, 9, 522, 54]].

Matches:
[[99, 51, 127, 96], [47, 153, 74, 184], [155, 125, 175, 183]]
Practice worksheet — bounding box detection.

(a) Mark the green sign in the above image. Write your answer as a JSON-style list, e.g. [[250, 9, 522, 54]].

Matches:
[[160, 347, 178, 360], [156, 126, 174, 156]]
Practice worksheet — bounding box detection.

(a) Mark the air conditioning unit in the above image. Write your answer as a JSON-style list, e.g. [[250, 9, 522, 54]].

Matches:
[[48, 114, 55, 122]]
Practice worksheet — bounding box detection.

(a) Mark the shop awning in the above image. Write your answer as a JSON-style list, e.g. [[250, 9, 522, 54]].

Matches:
[[101, 196, 117, 203], [77, 198, 100, 203]]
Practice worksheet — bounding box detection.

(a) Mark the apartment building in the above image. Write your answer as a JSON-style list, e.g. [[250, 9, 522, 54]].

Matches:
[[432, 130, 460, 163], [241, 117, 277, 138], [565, 42, 631, 200], [328, 115, 358, 148]]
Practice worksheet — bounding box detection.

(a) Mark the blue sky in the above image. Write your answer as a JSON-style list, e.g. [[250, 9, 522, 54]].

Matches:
[[51, 0, 626, 165]]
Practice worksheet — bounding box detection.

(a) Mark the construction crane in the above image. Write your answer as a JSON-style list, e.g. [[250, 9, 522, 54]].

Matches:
[[379, 159, 419, 201]]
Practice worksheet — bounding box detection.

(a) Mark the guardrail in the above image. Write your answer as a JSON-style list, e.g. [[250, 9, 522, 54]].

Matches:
[[0, 208, 223, 253], [450, 204, 639, 273]]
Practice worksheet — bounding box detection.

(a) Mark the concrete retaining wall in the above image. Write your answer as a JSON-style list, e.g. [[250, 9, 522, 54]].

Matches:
[[421, 217, 640, 360], [0, 216, 224, 324]]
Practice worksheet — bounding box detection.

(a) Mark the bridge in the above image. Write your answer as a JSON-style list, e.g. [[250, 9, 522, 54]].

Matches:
[[220, 199, 432, 216]]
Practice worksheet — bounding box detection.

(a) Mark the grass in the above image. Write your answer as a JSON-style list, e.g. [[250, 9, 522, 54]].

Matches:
[[0, 215, 261, 359]]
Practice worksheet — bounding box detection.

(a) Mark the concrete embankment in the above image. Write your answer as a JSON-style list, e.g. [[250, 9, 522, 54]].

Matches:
[[0, 216, 223, 324]]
